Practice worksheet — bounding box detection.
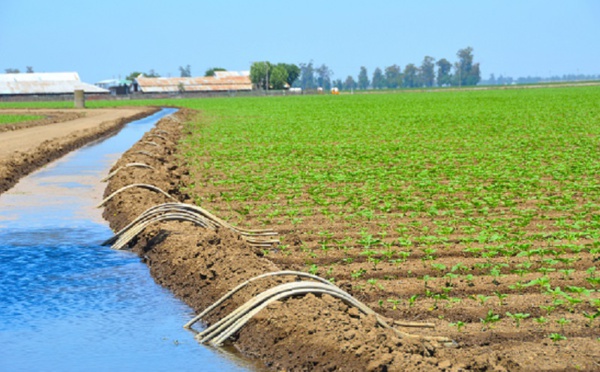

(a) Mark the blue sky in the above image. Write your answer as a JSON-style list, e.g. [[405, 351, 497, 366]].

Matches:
[[1, 0, 599, 83]]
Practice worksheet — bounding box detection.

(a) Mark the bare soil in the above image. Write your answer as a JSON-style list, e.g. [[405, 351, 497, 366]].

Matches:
[[0, 107, 157, 195], [0, 109, 86, 133], [100, 110, 600, 371]]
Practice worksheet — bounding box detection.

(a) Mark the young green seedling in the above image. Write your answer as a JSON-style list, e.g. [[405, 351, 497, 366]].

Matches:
[[449, 321, 465, 332], [494, 291, 508, 306], [431, 263, 447, 273], [421, 275, 431, 289], [480, 310, 501, 330], [509, 281, 525, 294], [539, 305, 556, 315], [505, 312, 530, 328], [556, 317, 571, 333], [583, 311, 600, 327], [549, 333, 567, 342], [351, 268, 366, 279], [534, 316, 548, 326], [408, 294, 419, 307], [367, 278, 378, 290], [386, 298, 401, 310], [476, 294, 491, 306], [444, 272, 459, 286], [559, 269, 575, 280]]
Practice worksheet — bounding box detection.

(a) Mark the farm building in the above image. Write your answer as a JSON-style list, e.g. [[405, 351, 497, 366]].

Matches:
[[132, 71, 252, 94], [0, 72, 108, 96], [95, 78, 133, 95]]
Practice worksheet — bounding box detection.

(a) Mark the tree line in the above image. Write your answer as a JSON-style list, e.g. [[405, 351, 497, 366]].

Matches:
[[250, 47, 481, 91], [482, 73, 600, 86], [338, 47, 481, 91]]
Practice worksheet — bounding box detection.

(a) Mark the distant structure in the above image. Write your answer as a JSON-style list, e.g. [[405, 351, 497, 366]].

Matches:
[[0, 72, 108, 96], [132, 71, 251, 94], [95, 79, 133, 96]]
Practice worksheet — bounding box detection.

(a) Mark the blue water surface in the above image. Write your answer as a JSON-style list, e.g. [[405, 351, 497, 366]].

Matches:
[[0, 109, 253, 372]]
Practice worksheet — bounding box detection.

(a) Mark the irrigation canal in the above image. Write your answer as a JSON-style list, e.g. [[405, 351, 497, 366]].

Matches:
[[0, 109, 254, 371]]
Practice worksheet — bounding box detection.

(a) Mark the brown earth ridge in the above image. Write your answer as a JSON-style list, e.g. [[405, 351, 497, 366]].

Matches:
[[0, 107, 158, 195], [99, 109, 600, 371]]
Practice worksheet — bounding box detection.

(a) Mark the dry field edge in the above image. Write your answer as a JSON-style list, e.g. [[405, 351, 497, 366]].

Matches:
[[0, 107, 158, 196]]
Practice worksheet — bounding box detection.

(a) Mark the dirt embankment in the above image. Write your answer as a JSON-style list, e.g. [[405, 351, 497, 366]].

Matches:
[[100, 109, 526, 371], [0, 107, 158, 195]]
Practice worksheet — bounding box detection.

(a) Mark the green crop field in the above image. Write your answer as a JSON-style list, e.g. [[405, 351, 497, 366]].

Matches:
[[179, 87, 600, 228], [172, 86, 600, 343], [0, 114, 44, 125]]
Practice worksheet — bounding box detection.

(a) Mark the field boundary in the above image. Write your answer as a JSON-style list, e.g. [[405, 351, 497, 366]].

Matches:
[[0, 108, 158, 196]]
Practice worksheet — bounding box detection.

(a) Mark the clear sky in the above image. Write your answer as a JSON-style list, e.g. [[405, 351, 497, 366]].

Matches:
[[1, 0, 599, 83]]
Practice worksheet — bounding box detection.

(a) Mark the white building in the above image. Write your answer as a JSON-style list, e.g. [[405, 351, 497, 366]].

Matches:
[[0, 72, 108, 96]]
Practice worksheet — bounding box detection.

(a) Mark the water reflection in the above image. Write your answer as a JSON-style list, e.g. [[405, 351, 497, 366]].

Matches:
[[0, 109, 253, 372]]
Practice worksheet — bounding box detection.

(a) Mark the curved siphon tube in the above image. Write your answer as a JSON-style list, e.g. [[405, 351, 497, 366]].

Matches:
[[96, 183, 176, 208], [135, 150, 158, 158], [102, 202, 279, 249], [194, 281, 454, 346], [184, 270, 333, 329], [148, 134, 168, 141], [101, 163, 155, 182]]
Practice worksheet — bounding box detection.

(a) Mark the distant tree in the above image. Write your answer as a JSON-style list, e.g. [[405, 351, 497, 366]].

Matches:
[[5, 68, 20, 73], [250, 62, 300, 89], [280, 63, 300, 87], [358, 66, 369, 90], [467, 62, 481, 86], [384, 65, 402, 89], [298, 61, 316, 90], [333, 79, 343, 90], [453, 47, 480, 86], [269, 64, 289, 90], [205, 67, 226, 77], [316, 64, 333, 90], [250, 61, 271, 90], [343, 75, 357, 90], [26, 66, 34, 73], [179, 65, 192, 77], [372, 67, 385, 89], [419, 56, 436, 87], [436, 58, 452, 86], [497, 75, 513, 85], [402, 63, 419, 88], [126, 70, 160, 79], [126, 71, 143, 80], [488, 73, 496, 85]]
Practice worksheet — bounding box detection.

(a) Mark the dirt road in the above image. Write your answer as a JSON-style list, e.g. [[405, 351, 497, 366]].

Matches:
[[0, 107, 157, 195]]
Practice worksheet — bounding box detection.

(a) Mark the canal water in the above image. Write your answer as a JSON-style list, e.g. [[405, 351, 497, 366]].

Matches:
[[0, 109, 253, 371]]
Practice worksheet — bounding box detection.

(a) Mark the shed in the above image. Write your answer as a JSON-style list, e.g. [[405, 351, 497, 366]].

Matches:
[[0, 72, 108, 95], [133, 71, 251, 94], [95, 79, 133, 95]]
